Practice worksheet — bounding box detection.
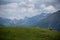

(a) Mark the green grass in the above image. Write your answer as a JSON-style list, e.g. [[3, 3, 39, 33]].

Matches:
[[0, 27, 60, 40]]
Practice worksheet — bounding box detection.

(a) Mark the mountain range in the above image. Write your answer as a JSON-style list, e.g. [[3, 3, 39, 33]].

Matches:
[[0, 12, 51, 26], [0, 10, 60, 31], [36, 10, 60, 31]]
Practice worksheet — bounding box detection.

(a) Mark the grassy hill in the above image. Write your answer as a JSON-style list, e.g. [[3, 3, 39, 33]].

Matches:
[[0, 27, 60, 40]]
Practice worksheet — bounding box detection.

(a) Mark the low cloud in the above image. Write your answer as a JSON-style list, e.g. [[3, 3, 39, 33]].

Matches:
[[43, 5, 57, 13], [0, 0, 59, 20]]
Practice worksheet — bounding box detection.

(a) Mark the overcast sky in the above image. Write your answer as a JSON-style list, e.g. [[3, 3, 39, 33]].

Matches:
[[0, 0, 60, 20]]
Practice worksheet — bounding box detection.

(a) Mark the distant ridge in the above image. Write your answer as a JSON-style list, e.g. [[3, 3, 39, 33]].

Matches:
[[0, 10, 60, 31], [36, 10, 60, 31], [0, 12, 51, 26]]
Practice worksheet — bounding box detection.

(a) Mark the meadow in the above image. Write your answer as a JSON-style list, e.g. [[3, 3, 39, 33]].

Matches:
[[0, 27, 60, 40]]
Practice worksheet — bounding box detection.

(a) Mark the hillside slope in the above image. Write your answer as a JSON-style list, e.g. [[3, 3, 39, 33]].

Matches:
[[36, 10, 60, 31], [0, 27, 60, 40]]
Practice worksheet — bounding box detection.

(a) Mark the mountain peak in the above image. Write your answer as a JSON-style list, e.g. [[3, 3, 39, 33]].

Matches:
[[36, 10, 60, 31], [54, 10, 60, 14], [57, 10, 60, 12]]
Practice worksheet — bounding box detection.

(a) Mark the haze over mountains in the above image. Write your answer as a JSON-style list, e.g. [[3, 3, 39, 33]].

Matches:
[[0, 10, 60, 31], [0, 12, 51, 26], [36, 10, 60, 31]]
